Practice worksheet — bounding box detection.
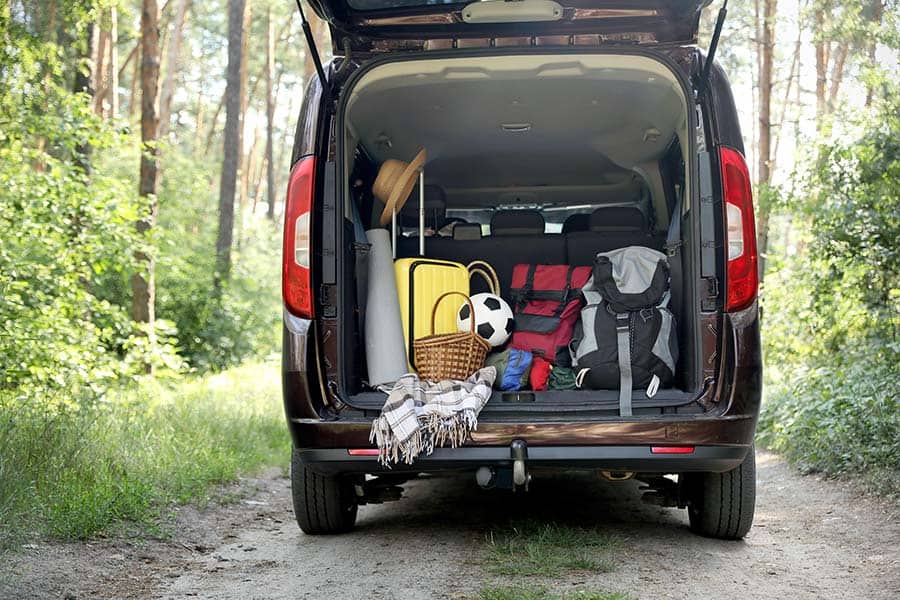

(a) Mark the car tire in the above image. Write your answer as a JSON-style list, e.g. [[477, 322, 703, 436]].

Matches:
[[291, 449, 358, 535], [683, 445, 756, 540]]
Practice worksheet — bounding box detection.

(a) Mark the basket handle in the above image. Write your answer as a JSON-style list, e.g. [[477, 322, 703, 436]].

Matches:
[[467, 260, 500, 295], [431, 291, 476, 336], [469, 268, 496, 295]]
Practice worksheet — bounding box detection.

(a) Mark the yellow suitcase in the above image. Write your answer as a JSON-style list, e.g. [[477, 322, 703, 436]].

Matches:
[[394, 258, 469, 371]]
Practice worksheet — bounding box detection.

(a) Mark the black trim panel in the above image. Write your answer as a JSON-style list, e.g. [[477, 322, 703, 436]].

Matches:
[[298, 444, 749, 475]]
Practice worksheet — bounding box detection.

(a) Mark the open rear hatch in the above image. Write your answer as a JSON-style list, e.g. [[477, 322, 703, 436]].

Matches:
[[305, 0, 712, 52], [330, 48, 720, 417]]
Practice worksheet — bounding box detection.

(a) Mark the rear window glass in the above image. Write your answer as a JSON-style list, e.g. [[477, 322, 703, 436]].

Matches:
[[446, 205, 603, 235], [349, 0, 463, 10]]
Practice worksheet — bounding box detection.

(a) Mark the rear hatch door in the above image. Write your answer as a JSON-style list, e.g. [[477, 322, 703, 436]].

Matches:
[[306, 0, 711, 52]]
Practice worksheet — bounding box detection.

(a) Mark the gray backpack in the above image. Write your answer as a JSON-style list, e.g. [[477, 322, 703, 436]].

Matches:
[[570, 246, 678, 416]]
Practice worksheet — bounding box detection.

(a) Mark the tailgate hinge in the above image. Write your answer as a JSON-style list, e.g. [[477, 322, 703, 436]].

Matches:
[[701, 276, 719, 312], [319, 283, 338, 318]]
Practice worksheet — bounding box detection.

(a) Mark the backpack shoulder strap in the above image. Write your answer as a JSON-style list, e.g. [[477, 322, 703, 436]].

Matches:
[[615, 312, 633, 417]]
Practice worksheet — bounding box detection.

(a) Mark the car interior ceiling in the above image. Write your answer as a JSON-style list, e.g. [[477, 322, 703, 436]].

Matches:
[[340, 54, 700, 402]]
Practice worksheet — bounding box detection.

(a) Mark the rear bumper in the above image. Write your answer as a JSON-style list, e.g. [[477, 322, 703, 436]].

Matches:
[[289, 412, 757, 448], [298, 444, 750, 475]]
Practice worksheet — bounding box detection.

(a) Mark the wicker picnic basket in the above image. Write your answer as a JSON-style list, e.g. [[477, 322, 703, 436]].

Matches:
[[413, 291, 491, 382]]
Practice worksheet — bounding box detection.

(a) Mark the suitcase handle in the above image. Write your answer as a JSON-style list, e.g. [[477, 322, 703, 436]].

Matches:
[[431, 291, 476, 336], [467, 261, 500, 295]]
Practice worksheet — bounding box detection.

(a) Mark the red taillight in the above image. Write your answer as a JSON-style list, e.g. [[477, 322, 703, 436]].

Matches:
[[347, 449, 380, 456], [720, 147, 758, 312], [282, 156, 315, 318], [650, 446, 695, 454]]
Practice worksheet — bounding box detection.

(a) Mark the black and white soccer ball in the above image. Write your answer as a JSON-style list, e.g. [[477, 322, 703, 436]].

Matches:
[[457, 293, 514, 348]]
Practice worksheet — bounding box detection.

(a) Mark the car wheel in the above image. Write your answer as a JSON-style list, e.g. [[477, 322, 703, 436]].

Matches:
[[291, 449, 358, 534], [682, 445, 756, 540]]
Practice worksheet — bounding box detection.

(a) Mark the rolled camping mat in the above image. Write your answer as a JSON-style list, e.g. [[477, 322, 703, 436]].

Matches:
[[364, 229, 409, 387]]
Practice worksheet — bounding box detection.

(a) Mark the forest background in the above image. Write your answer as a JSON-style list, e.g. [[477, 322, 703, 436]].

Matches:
[[0, 0, 897, 547]]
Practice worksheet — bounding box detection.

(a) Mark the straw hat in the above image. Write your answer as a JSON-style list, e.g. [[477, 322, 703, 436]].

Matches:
[[372, 148, 427, 226]]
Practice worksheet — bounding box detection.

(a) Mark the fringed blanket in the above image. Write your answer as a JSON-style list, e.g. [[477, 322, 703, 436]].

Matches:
[[370, 367, 496, 466]]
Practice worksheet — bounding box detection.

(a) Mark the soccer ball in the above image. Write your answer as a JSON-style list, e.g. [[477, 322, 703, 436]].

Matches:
[[457, 293, 514, 348]]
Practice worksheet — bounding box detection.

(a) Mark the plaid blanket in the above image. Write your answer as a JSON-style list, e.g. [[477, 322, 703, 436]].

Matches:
[[369, 367, 497, 466]]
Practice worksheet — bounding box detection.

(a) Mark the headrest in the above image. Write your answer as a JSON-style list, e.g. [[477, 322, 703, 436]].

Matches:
[[589, 206, 648, 232], [562, 213, 590, 234], [399, 185, 446, 227], [491, 210, 545, 236], [452, 223, 483, 241]]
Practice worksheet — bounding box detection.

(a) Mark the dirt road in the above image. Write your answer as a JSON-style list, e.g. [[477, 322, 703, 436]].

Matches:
[[3, 450, 898, 600]]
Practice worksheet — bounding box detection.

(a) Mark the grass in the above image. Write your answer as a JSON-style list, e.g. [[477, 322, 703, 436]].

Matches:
[[478, 584, 633, 600], [0, 361, 289, 548], [484, 520, 620, 577]]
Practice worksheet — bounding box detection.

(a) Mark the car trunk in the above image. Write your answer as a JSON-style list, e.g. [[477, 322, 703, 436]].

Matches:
[[325, 49, 716, 418]]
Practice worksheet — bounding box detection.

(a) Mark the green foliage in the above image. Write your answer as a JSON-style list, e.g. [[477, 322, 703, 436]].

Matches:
[[0, 362, 288, 547], [0, 8, 141, 400], [0, 4, 285, 549], [484, 521, 620, 577], [1, 2, 282, 396], [98, 143, 282, 371], [758, 359, 899, 496], [759, 86, 900, 495]]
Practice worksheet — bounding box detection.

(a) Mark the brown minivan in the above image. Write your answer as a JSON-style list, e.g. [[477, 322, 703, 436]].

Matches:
[[281, 0, 762, 539]]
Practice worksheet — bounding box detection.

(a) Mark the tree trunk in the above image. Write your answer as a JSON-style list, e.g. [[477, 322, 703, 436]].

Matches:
[[215, 0, 247, 288], [119, 41, 138, 81], [194, 88, 205, 156], [236, 1, 252, 210], [241, 127, 261, 211], [826, 42, 849, 114], [757, 0, 776, 187], [93, 21, 108, 115], [865, 0, 884, 106], [237, 127, 260, 250], [132, 0, 161, 347], [204, 90, 226, 154], [204, 17, 289, 157], [158, 0, 191, 139], [752, 0, 762, 184], [772, 34, 801, 171], [756, 0, 777, 283], [273, 86, 299, 222], [73, 20, 96, 174], [265, 6, 277, 220], [253, 157, 268, 214], [73, 20, 96, 99], [129, 43, 141, 119], [108, 5, 119, 117], [33, 0, 58, 169], [814, 7, 827, 125]]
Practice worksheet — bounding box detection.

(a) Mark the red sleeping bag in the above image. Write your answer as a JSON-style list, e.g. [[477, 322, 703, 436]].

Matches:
[[508, 264, 592, 365]]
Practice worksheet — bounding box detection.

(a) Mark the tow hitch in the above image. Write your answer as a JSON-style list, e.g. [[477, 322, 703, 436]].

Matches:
[[511, 439, 531, 490], [474, 439, 531, 491]]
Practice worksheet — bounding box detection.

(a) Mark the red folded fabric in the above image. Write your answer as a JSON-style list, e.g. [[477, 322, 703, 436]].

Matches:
[[529, 357, 552, 391]]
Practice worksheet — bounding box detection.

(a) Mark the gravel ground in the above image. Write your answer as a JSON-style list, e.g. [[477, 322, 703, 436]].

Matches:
[[2, 450, 898, 600]]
